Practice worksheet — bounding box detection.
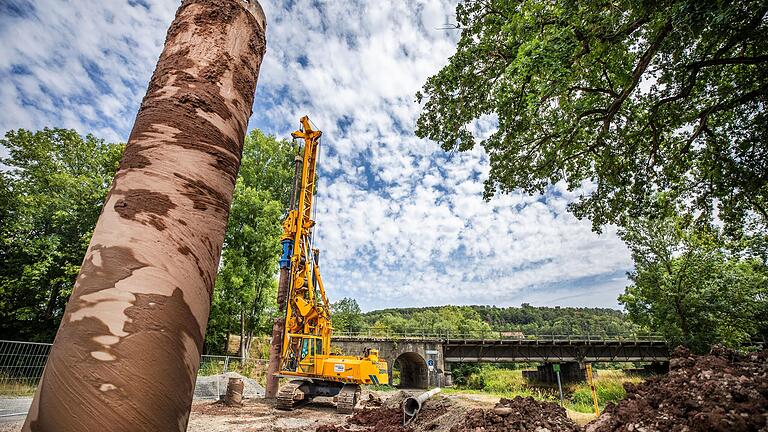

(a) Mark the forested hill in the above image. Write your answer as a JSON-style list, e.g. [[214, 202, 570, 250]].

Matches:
[[359, 304, 639, 336]]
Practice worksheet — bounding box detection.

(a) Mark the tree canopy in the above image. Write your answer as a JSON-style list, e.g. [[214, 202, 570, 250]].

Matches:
[[204, 129, 294, 356], [416, 0, 768, 235], [0, 128, 123, 341], [363, 304, 637, 337], [619, 214, 768, 353], [331, 297, 365, 334]]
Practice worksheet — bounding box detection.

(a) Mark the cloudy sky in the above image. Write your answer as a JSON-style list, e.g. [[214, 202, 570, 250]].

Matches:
[[0, 0, 633, 311]]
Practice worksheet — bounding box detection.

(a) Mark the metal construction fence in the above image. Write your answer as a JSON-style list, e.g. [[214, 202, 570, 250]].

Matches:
[[0, 340, 51, 392], [0, 340, 267, 395]]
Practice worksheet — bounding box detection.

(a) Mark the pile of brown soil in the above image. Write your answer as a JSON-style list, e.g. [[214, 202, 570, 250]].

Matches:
[[314, 407, 405, 432], [315, 426, 348, 432], [449, 396, 581, 432], [315, 391, 463, 432], [361, 392, 383, 408], [349, 407, 407, 432], [586, 346, 768, 432]]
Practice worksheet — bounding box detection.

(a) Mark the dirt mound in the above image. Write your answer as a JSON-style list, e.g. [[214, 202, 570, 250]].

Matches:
[[586, 346, 768, 432], [315, 426, 346, 432], [448, 396, 580, 432], [315, 393, 467, 432], [361, 392, 383, 408], [315, 394, 576, 432], [348, 406, 407, 432], [382, 390, 416, 408]]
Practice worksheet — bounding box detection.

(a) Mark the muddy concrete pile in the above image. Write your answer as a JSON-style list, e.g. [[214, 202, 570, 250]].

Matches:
[[587, 346, 768, 432], [449, 396, 581, 432]]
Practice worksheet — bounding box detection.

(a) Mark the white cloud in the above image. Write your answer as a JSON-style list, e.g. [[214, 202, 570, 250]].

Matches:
[[0, 0, 634, 311], [0, 0, 176, 141]]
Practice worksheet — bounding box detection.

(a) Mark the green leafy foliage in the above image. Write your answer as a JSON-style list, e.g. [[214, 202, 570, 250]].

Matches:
[[205, 130, 294, 356], [331, 297, 365, 333], [416, 0, 768, 235], [451, 366, 640, 414], [0, 128, 123, 341], [365, 305, 493, 337], [363, 304, 638, 336], [619, 215, 768, 353]]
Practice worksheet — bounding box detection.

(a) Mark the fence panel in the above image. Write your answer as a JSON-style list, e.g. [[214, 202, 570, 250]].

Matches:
[[1, 340, 267, 400], [0, 340, 52, 395]]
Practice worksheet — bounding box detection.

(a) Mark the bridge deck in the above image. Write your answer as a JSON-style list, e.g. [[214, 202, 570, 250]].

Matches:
[[332, 335, 669, 363]]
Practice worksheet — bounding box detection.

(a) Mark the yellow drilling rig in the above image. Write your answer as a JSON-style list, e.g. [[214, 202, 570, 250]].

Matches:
[[272, 116, 388, 413]]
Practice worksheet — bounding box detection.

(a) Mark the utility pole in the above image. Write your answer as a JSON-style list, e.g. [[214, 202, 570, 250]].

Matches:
[[22, 1, 266, 430]]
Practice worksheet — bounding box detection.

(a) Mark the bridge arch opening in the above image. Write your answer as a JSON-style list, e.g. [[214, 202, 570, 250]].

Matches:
[[392, 352, 428, 389]]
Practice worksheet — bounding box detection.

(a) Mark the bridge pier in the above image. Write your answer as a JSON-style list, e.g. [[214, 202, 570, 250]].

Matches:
[[443, 363, 453, 387], [522, 362, 590, 384]]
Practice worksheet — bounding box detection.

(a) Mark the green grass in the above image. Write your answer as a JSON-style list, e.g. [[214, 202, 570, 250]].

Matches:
[[442, 386, 558, 401], [564, 370, 642, 413], [198, 360, 226, 376], [197, 359, 268, 385], [451, 366, 643, 413], [448, 368, 560, 401], [0, 381, 37, 397]]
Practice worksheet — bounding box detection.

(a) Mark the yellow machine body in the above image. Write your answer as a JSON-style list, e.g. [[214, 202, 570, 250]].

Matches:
[[280, 345, 389, 386]]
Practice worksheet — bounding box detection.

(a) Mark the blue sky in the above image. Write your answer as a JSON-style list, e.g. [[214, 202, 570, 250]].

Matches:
[[0, 0, 634, 311]]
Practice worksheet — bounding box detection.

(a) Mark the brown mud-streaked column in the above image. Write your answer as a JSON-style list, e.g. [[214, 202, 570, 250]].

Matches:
[[22, 1, 266, 431]]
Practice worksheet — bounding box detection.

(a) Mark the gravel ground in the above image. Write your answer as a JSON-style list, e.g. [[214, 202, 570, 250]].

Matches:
[[194, 372, 265, 400], [0, 397, 31, 431], [188, 397, 348, 432], [0, 390, 596, 431]]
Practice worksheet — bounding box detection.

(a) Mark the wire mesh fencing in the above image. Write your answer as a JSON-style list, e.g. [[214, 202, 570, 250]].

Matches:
[[196, 355, 268, 399], [0, 340, 51, 396], [0, 340, 268, 399]]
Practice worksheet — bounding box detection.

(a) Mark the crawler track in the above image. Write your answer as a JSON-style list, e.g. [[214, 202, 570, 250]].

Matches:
[[336, 384, 360, 414], [276, 380, 306, 411]]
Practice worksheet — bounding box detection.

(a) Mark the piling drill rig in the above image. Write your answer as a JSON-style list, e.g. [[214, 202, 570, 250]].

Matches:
[[272, 116, 388, 413]]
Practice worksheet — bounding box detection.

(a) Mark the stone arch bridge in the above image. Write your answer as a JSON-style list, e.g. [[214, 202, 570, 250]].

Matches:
[[331, 334, 669, 388]]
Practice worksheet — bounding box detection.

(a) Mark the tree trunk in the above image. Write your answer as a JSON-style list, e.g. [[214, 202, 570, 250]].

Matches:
[[245, 329, 254, 357], [22, 1, 266, 431], [43, 280, 58, 321], [240, 307, 247, 359], [244, 283, 264, 358]]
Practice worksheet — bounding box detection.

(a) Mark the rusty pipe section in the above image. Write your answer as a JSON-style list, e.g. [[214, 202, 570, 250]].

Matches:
[[403, 388, 441, 425]]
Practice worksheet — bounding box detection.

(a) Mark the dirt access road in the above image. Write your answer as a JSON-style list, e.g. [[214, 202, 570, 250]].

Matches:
[[188, 391, 596, 432], [0, 397, 341, 432], [188, 397, 348, 431]]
